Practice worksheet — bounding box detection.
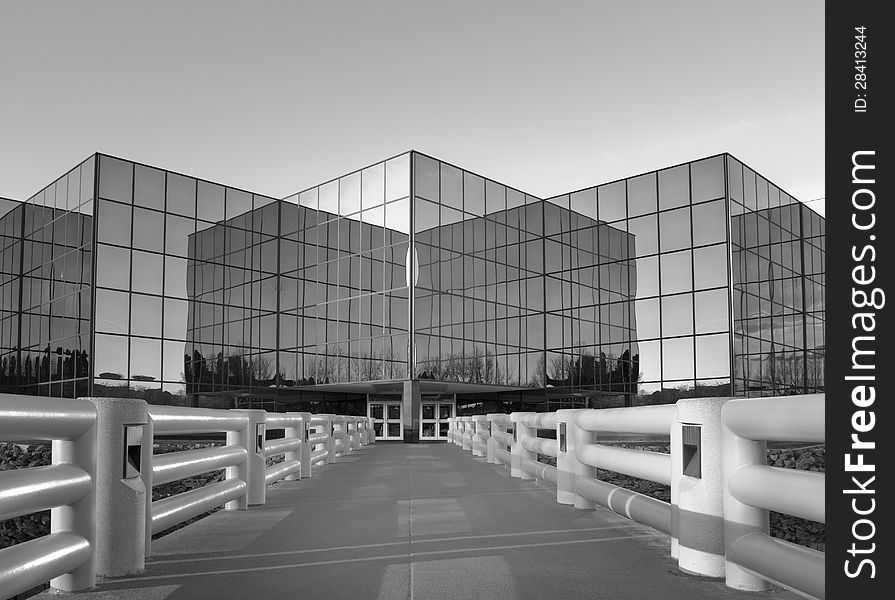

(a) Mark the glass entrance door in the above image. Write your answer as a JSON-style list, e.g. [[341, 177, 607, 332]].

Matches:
[[368, 399, 403, 440], [420, 399, 455, 441]]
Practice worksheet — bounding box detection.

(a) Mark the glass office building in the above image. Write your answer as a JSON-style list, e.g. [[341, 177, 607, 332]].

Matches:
[[0, 151, 824, 441]]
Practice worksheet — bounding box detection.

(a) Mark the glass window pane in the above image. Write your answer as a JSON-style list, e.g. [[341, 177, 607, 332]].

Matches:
[[414, 154, 439, 201], [660, 250, 692, 294], [486, 181, 507, 214], [130, 293, 162, 338], [96, 243, 131, 290], [166, 173, 196, 217], [598, 181, 626, 222], [362, 163, 385, 210], [99, 156, 133, 203], [728, 156, 743, 203], [385, 198, 410, 237], [635, 339, 661, 383], [635, 256, 659, 298], [94, 333, 129, 379], [659, 207, 691, 252], [132, 207, 165, 252], [691, 200, 727, 246], [95, 289, 129, 334], [696, 334, 730, 378], [134, 164, 165, 210], [693, 244, 728, 290], [131, 250, 163, 294], [197, 181, 225, 222], [440, 163, 462, 210], [97, 200, 132, 246], [628, 214, 658, 256], [691, 156, 725, 203], [130, 336, 161, 383], [226, 188, 253, 220], [662, 336, 694, 380], [422, 404, 435, 419], [340, 172, 361, 216], [659, 165, 689, 210], [165, 214, 195, 257], [387, 403, 400, 419], [164, 256, 188, 298], [414, 199, 440, 233], [386, 154, 410, 201], [627, 173, 657, 217], [163, 340, 187, 382], [661, 293, 694, 337], [464, 172, 485, 216], [634, 298, 660, 339], [164, 297, 189, 340], [695, 288, 729, 334]]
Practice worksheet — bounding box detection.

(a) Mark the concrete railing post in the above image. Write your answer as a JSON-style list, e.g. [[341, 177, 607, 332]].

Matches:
[[225, 409, 266, 509], [88, 398, 150, 578], [486, 414, 503, 464], [324, 415, 336, 463], [48, 406, 97, 592], [284, 412, 304, 481], [721, 407, 771, 591], [556, 409, 596, 508], [295, 412, 312, 478], [510, 412, 535, 479], [472, 416, 487, 457], [461, 417, 472, 451], [671, 398, 728, 578]]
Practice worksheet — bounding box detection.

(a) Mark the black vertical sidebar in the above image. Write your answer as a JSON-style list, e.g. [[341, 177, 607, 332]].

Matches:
[[826, 2, 892, 598]]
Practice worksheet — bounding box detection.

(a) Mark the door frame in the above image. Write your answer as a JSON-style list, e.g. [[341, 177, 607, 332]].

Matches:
[[419, 397, 456, 441], [368, 397, 404, 441]]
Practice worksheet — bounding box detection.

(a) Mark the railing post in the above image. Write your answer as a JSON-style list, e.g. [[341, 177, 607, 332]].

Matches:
[[671, 397, 728, 578], [472, 416, 487, 457], [556, 409, 596, 509], [486, 414, 503, 464], [225, 409, 266, 509], [509, 412, 534, 479], [87, 398, 150, 578], [367, 417, 375, 444], [461, 417, 472, 451], [296, 412, 312, 478], [721, 404, 771, 591], [325, 415, 337, 463], [49, 407, 97, 592], [283, 412, 303, 481]]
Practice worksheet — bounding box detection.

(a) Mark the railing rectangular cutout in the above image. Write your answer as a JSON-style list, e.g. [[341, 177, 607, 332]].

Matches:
[[559, 422, 567, 453], [123, 424, 143, 479], [682, 424, 701, 478], [256, 423, 265, 454]]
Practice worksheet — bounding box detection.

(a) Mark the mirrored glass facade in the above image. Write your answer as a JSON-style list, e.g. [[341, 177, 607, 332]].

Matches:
[[1, 151, 824, 429]]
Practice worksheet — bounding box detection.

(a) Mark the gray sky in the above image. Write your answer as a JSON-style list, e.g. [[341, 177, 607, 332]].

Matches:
[[0, 0, 824, 215]]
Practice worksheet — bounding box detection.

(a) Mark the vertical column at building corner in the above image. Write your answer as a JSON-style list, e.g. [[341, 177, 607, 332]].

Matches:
[[403, 379, 420, 443]]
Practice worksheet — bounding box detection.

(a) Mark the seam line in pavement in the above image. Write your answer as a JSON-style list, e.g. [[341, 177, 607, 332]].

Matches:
[[112, 534, 660, 584]]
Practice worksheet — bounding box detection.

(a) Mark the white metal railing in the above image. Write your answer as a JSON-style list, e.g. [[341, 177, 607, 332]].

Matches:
[[448, 394, 825, 599], [0, 395, 96, 597], [0, 394, 369, 597], [722, 394, 824, 599]]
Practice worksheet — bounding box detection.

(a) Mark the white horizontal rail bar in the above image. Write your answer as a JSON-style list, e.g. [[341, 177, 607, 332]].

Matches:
[[518, 412, 557, 429], [491, 431, 513, 446], [724, 394, 824, 442], [576, 477, 672, 535], [307, 432, 328, 446], [576, 404, 675, 435], [489, 414, 512, 426], [494, 448, 511, 464], [729, 465, 825, 524], [0, 532, 91, 599], [264, 438, 302, 456], [520, 436, 558, 457], [576, 444, 671, 485], [265, 415, 302, 429], [265, 460, 302, 485], [309, 416, 330, 426], [152, 446, 247, 486], [152, 479, 246, 534], [728, 532, 824, 600], [0, 395, 95, 441], [311, 448, 328, 464], [521, 458, 557, 483], [0, 464, 92, 521], [150, 405, 248, 434]]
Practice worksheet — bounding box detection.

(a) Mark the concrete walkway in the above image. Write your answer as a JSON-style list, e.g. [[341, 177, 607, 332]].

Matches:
[[41, 443, 799, 600]]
